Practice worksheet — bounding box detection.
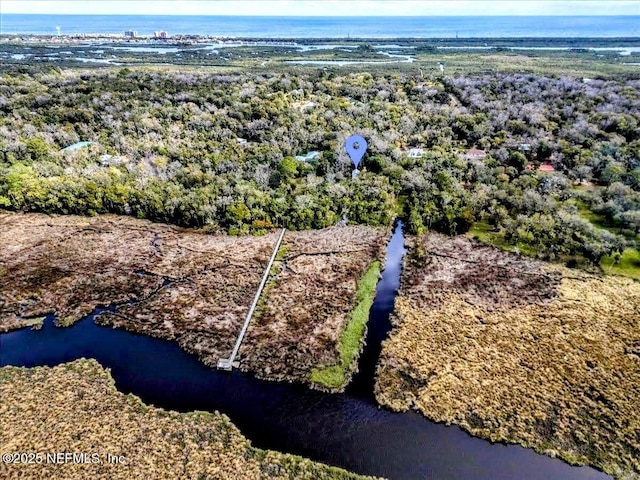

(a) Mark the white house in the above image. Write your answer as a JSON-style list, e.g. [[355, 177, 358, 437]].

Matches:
[[407, 148, 425, 158], [295, 151, 321, 162], [61, 141, 94, 152]]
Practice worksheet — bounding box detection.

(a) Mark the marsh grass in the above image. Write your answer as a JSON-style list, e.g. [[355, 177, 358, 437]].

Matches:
[[4, 41, 638, 78], [0, 359, 378, 480], [310, 260, 381, 390], [376, 233, 640, 479], [23, 316, 45, 330], [241, 227, 387, 385]]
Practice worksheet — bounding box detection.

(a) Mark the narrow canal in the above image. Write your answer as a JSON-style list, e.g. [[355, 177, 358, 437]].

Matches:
[[0, 222, 610, 480]]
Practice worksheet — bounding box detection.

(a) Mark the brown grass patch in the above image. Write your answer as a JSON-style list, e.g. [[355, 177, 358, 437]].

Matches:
[[241, 226, 387, 386], [0, 359, 377, 480], [375, 233, 640, 479], [0, 212, 386, 385]]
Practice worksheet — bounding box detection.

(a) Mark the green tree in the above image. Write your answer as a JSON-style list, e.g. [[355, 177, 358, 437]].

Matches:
[[25, 138, 51, 162], [278, 157, 298, 179]]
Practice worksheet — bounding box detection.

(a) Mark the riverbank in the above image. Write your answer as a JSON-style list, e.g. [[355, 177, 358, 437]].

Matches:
[[310, 260, 382, 390], [0, 212, 386, 388], [0, 359, 377, 480], [0, 221, 615, 480], [375, 233, 640, 479]]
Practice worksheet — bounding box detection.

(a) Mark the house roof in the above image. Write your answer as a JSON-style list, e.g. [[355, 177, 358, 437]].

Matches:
[[538, 163, 555, 172], [295, 151, 321, 162], [62, 141, 93, 152], [407, 148, 425, 158], [465, 148, 486, 157]]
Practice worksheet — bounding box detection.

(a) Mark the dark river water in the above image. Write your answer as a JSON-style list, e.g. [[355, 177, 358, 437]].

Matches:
[[0, 223, 611, 480]]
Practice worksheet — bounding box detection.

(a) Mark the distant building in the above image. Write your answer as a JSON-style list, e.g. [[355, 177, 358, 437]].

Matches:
[[98, 154, 114, 166], [407, 148, 425, 158], [508, 143, 532, 153], [61, 141, 94, 152], [154, 31, 169, 39], [236, 138, 248, 147], [525, 162, 555, 172], [344, 96, 364, 107], [463, 148, 487, 161], [295, 151, 321, 162], [124, 30, 138, 38]]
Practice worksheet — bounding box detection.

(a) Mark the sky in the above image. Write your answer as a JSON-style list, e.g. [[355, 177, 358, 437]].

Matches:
[[2, 0, 639, 16]]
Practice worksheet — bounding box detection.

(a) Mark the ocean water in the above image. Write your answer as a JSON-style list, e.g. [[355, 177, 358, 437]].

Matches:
[[1, 14, 639, 38]]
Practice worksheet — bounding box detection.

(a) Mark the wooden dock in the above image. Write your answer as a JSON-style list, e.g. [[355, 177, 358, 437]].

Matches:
[[217, 228, 286, 371]]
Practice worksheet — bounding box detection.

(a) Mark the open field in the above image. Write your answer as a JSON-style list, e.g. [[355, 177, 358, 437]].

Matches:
[[0, 212, 386, 386], [0, 359, 376, 480], [375, 233, 640, 479]]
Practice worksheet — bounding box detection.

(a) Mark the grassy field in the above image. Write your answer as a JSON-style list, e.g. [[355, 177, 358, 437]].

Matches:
[[467, 221, 538, 257], [376, 233, 640, 480], [601, 248, 640, 280], [0, 359, 377, 480], [574, 199, 640, 280], [310, 260, 381, 390], [467, 219, 640, 280]]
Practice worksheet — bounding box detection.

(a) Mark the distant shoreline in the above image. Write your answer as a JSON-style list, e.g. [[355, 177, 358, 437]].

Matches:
[[2, 34, 640, 45], [2, 14, 638, 39], [2, 33, 638, 75]]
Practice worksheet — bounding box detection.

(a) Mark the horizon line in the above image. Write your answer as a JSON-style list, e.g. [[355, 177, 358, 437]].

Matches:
[[4, 13, 640, 17]]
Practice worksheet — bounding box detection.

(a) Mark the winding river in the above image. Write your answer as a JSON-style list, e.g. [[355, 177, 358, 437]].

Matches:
[[0, 223, 610, 480]]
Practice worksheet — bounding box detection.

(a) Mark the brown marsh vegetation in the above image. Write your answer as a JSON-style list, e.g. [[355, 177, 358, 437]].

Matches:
[[0, 359, 376, 480], [242, 226, 387, 387], [375, 233, 640, 479], [0, 212, 385, 385], [0, 211, 274, 336]]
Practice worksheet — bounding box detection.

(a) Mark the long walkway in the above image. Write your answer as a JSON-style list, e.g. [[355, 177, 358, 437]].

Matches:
[[217, 228, 286, 371]]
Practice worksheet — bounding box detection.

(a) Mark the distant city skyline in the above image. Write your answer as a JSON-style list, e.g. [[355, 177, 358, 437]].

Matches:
[[3, 0, 639, 16]]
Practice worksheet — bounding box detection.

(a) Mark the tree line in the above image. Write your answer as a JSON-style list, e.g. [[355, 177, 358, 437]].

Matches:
[[0, 68, 638, 264]]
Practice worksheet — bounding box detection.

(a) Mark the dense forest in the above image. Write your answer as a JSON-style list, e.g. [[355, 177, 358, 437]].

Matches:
[[0, 68, 638, 267]]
